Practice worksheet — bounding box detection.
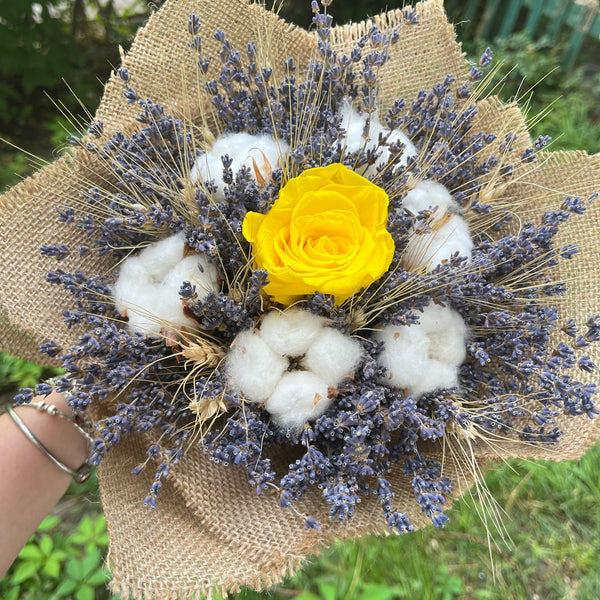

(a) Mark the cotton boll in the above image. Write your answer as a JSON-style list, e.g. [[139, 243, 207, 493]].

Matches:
[[226, 330, 288, 403], [117, 284, 165, 337], [408, 359, 458, 398], [339, 101, 376, 154], [375, 323, 460, 399], [190, 152, 228, 201], [136, 231, 187, 282], [403, 214, 473, 271], [163, 254, 219, 298], [301, 328, 362, 387], [374, 324, 431, 392], [402, 181, 458, 223], [111, 232, 219, 337], [417, 303, 468, 366], [190, 132, 289, 200], [374, 129, 418, 175], [339, 101, 415, 179], [259, 308, 327, 356], [112, 257, 154, 315], [265, 371, 331, 429]]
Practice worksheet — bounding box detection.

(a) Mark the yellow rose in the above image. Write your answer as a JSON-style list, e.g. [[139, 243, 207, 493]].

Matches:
[[242, 163, 395, 305]]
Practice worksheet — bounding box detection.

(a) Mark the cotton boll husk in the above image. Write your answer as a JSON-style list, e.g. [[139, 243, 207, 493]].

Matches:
[[417, 302, 468, 366], [163, 254, 219, 298], [402, 180, 458, 223], [226, 330, 288, 403], [190, 132, 289, 200], [265, 371, 331, 429], [374, 324, 431, 391], [403, 213, 473, 271], [301, 328, 362, 387], [259, 308, 327, 356]]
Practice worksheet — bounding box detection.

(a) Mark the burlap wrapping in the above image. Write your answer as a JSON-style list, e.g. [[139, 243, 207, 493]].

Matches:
[[1, 0, 599, 598]]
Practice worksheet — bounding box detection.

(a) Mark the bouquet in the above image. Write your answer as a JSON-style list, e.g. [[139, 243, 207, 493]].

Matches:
[[1, 0, 599, 598]]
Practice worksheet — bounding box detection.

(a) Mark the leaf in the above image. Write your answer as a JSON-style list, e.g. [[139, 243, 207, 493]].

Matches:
[[52, 550, 68, 562], [39, 535, 54, 555], [43, 556, 61, 579], [18, 544, 43, 561], [81, 549, 101, 577], [87, 567, 109, 586], [66, 558, 85, 580], [93, 516, 107, 535], [293, 594, 322, 600], [52, 578, 78, 598], [5, 587, 21, 600], [79, 516, 93, 533], [316, 581, 338, 600], [38, 515, 61, 532], [358, 583, 404, 600], [11, 560, 38, 584], [75, 583, 95, 600]]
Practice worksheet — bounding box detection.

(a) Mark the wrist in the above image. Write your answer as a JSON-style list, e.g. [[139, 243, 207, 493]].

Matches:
[[13, 392, 89, 472]]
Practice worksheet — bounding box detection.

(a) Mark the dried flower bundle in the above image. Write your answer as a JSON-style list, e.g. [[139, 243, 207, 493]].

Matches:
[[2, 0, 599, 597]]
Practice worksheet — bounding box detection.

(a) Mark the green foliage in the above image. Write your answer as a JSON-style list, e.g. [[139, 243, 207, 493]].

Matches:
[[466, 32, 600, 155], [0, 351, 62, 392], [0, 0, 152, 192], [0, 512, 112, 600]]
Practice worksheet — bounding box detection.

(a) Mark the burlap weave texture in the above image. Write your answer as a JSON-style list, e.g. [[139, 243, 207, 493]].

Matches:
[[1, 1, 599, 598]]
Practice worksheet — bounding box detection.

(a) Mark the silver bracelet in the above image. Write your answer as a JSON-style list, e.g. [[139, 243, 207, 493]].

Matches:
[[6, 404, 92, 483]]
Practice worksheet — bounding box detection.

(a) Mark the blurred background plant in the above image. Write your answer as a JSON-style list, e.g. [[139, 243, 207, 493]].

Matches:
[[1, 1, 599, 598]]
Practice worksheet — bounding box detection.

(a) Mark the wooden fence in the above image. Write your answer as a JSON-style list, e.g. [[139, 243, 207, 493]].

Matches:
[[443, 0, 600, 68]]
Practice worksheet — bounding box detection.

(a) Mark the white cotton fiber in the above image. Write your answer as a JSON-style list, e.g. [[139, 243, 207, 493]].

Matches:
[[136, 231, 187, 282], [417, 302, 468, 366], [120, 292, 168, 337], [374, 324, 431, 392], [375, 302, 468, 398], [338, 101, 417, 178], [301, 328, 362, 387], [408, 359, 458, 398], [190, 132, 289, 201], [111, 232, 220, 337], [378, 128, 418, 173], [339, 101, 384, 154], [226, 330, 288, 403], [265, 371, 331, 429], [163, 254, 219, 298], [402, 180, 458, 222], [403, 213, 473, 271], [259, 308, 327, 357]]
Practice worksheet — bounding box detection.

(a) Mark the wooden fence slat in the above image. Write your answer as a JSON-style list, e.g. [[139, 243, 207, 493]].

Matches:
[[547, 1, 572, 40], [524, 0, 545, 35], [499, 0, 525, 37], [463, 0, 484, 34], [562, 3, 600, 69], [480, 0, 502, 39]]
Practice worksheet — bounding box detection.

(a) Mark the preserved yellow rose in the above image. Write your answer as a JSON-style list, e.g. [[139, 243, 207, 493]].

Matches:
[[242, 163, 395, 305]]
